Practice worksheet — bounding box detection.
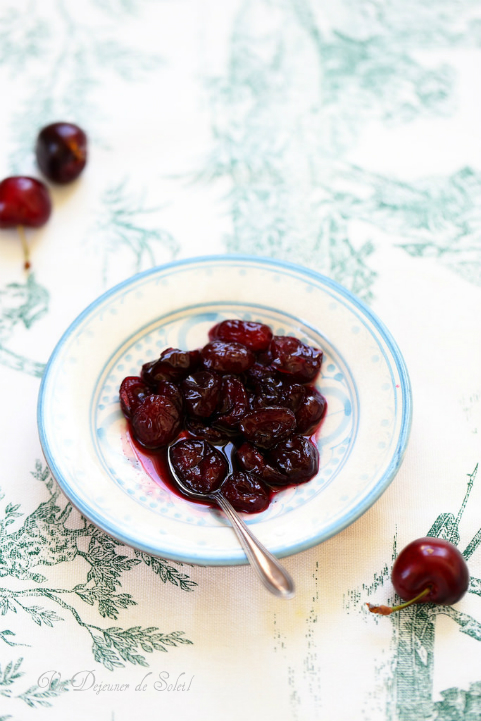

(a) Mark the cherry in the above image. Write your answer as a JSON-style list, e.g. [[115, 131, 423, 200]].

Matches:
[[36, 122, 87, 184], [131, 394, 181, 449], [269, 336, 323, 383], [209, 319, 273, 352], [201, 341, 255, 374], [214, 376, 248, 430], [181, 371, 221, 418], [268, 436, 319, 483], [154, 380, 183, 412], [294, 386, 327, 434], [368, 537, 470, 615], [184, 417, 230, 444], [221, 472, 270, 513], [169, 439, 228, 494], [141, 348, 195, 387], [236, 442, 288, 486], [239, 406, 296, 449], [119, 376, 150, 418], [0, 177, 52, 269]]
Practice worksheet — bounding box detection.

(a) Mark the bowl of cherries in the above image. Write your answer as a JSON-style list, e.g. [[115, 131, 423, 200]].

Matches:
[[38, 255, 412, 565]]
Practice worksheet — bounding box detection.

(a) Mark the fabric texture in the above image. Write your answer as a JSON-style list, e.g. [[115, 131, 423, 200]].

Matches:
[[0, 1, 480, 719]]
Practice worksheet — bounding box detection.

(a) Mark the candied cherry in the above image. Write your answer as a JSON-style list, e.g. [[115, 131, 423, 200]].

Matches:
[[36, 122, 87, 184], [155, 380, 183, 412], [239, 406, 296, 449], [236, 442, 288, 486], [0, 176, 52, 270], [184, 417, 230, 444], [295, 387, 326, 434], [131, 394, 181, 449], [214, 376, 248, 430], [368, 537, 470, 615], [169, 439, 228, 494], [221, 472, 270, 513], [209, 319, 273, 352], [141, 348, 195, 387], [119, 376, 150, 418], [268, 436, 319, 483], [201, 340, 254, 374], [181, 371, 221, 418], [270, 335, 323, 383]]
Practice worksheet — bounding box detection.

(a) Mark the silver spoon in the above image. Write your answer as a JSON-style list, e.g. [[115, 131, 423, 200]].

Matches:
[[167, 447, 295, 599]]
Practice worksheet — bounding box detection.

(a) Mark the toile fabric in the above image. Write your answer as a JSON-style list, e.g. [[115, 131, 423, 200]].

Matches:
[[0, 1, 480, 720]]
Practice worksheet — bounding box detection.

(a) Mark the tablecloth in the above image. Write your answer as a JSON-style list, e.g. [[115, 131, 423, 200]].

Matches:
[[0, 1, 480, 719]]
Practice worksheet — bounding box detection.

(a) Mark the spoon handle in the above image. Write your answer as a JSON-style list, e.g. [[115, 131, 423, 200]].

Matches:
[[214, 493, 295, 599]]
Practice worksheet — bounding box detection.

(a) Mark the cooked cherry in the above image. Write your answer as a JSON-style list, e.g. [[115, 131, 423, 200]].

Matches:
[[270, 336, 323, 383], [239, 406, 296, 449], [181, 371, 220, 418], [209, 319, 273, 352], [141, 348, 194, 387], [154, 380, 183, 412], [36, 122, 87, 184], [131, 394, 181, 449], [0, 177, 51, 228], [201, 341, 255, 374], [169, 439, 228, 494], [295, 387, 326, 434], [119, 376, 150, 418], [236, 442, 288, 486], [221, 472, 270, 513], [281, 381, 306, 413], [214, 376, 248, 430], [184, 417, 230, 443], [368, 537, 470, 615], [268, 435, 319, 482]]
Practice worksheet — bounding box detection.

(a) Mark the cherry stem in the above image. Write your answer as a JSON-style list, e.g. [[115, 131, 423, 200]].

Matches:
[[17, 225, 31, 271], [367, 586, 432, 616]]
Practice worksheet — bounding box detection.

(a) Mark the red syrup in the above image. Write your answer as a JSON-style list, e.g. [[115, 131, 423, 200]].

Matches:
[[125, 420, 326, 514]]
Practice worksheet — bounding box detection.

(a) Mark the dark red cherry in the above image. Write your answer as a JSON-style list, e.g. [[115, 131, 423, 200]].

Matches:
[[169, 439, 228, 494], [131, 394, 181, 449], [0, 177, 51, 228], [184, 417, 230, 444], [181, 371, 221, 418], [221, 472, 270, 513], [201, 340, 255, 374], [155, 380, 183, 412], [36, 122, 87, 184], [392, 537, 469, 605], [268, 435, 319, 483], [236, 442, 288, 486], [141, 348, 194, 387], [209, 319, 273, 352], [295, 387, 327, 434], [269, 336, 323, 383], [239, 406, 296, 449], [119, 376, 150, 418], [214, 376, 248, 430]]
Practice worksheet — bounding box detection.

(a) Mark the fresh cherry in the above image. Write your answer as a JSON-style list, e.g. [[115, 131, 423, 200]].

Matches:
[[368, 537, 470, 615], [0, 177, 52, 269], [36, 122, 87, 184]]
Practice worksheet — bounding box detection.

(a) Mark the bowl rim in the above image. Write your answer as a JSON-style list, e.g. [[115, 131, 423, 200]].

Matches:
[[37, 254, 412, 564]]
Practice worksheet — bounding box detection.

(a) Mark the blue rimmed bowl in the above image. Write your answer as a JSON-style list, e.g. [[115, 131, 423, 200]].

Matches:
[[38, 256, 411, 565]]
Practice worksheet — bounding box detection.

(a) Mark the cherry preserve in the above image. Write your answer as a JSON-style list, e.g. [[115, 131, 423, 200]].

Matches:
[[119, 320, 327, 514]]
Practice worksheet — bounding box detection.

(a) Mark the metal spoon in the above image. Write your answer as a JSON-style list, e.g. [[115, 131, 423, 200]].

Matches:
[[167, 446, 295, 599]]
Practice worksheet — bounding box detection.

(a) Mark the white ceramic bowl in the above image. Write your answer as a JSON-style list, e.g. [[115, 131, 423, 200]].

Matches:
[[38, 256, 411, 565]]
